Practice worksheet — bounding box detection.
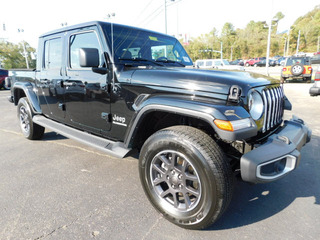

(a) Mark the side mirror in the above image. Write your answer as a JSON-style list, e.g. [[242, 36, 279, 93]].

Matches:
[[79, 48, 100, 68]]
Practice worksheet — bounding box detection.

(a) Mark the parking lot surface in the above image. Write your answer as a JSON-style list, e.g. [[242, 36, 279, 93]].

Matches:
[[0, 83, 319, 240]]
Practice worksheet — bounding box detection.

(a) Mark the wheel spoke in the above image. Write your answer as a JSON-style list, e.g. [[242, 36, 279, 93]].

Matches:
[[172, 192, 179, 208], [170, 153, 177, 165], [153, 176, 164, 186], [185, 172, 198, 182], [181, 160, 188, 173], [152, 163, 166, 176], [186, 186, 200, 197], [160, 189, 171, 198], [183, 192, 191, 209], [158, 155, 171, 167]]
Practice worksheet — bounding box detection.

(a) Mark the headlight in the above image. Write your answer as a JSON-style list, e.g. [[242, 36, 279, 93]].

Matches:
[[248, 91, 264, 120]]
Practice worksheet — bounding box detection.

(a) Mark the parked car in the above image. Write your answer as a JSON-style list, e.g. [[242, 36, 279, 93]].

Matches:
[[254, 59, 276, 67], [310, 66, 320, 96], [0, 69, 8, 89], [311, 54, 320, 64], [245, 57, 266, 67], [229, 59, 244, 66], [281, 56, 312, 82], [195, 59, 244, 71], [275, 57, 286, 66]]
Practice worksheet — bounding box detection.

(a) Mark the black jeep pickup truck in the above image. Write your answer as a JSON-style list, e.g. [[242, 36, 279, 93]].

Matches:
[[7, 21, 311, 230]]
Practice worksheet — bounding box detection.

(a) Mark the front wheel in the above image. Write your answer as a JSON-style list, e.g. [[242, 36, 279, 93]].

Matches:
[[139, 126, 234, 230], [17, 97, 45, 140]]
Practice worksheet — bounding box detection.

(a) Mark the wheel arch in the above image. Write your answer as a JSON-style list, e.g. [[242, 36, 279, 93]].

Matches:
[[13, 82, 41, 114], [125, 107, 216, 149]]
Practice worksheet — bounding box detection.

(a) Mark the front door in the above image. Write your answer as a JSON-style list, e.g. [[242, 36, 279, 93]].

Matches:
[[64, 28, 111, 135], [38, 35, 65, 121]]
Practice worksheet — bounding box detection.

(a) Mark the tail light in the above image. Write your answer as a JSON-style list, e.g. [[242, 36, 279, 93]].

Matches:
[[315, 72, 320, 81], [282, 68, 287, 72]]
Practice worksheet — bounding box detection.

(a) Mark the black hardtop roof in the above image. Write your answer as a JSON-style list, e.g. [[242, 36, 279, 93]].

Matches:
[[39, 21, 169, 39]]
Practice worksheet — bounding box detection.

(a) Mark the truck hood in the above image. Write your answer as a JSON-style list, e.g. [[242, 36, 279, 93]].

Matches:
[[126, 67, 279, 97]]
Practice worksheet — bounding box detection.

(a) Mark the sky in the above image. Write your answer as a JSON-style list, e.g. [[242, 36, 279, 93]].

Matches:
[[0, 0, 319, 48]]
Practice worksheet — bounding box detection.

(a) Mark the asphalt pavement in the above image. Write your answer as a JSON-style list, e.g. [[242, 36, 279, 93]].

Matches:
[[0, 83, 319, 240]]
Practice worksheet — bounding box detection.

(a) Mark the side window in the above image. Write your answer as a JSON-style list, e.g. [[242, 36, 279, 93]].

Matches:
[[44, 38, 62, 69], [69, 31, 101, 69], [206, 61, 212, 67]]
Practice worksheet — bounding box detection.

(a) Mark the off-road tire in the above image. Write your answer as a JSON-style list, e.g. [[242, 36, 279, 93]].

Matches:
[[291, 64, 304, 76], [139, 126, 234, 230], [17, 97, 45, 140]]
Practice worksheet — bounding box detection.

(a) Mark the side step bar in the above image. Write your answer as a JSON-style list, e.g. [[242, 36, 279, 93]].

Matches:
[[33, 115, 131, 158]]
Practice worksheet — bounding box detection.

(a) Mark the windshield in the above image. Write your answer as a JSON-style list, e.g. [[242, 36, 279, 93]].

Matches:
[[103, 24, 193, 66], [222, 60, 230, 65], [286, 57, 310, 66]]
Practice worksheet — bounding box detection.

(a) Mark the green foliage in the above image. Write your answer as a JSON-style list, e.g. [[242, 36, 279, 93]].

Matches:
[[185, 5, 320, 62], [0, 41, 36, 69]]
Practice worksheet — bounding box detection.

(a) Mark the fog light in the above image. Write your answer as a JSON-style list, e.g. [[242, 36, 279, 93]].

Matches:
[[257, 155, 296, 180]]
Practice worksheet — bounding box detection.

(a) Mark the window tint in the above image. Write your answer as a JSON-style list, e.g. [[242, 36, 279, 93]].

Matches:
[[44, 38, 62, 69], [69, 31, 101, 69]]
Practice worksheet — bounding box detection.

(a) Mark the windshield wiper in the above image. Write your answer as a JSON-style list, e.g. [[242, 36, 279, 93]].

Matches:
[[155, 59, 186, 67], [118, 58, 164, 66]]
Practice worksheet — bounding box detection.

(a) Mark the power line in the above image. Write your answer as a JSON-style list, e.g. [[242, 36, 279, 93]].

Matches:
[[137, 4, 163, 27], [134, 0, 156, 24]]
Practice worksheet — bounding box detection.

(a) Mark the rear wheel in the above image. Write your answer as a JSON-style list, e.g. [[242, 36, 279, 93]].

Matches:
[[139, 126, 234, 230], [17, 97, 45, 140]]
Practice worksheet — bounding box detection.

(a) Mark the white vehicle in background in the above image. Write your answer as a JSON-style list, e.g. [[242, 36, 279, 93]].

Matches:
[[195, 59, 244, 71]]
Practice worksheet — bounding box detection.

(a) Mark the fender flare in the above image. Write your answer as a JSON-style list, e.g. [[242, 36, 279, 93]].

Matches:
[[124, 95, 255, 147], [13, 82, 42, 114]]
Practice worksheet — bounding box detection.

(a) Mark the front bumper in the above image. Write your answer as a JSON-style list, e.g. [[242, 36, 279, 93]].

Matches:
[[240, 116, 311, 183]]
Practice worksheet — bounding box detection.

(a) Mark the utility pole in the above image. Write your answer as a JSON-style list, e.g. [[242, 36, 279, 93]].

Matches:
[[220, 42, 223, 61], [18, 29, 29, 69], [283, 37, 286, 57], [264, 18, 278, 76], [296, 30, 301, 55], [286, 29, 291, 56], [164, 0, 167, 34], [164, 0, 177, 34]]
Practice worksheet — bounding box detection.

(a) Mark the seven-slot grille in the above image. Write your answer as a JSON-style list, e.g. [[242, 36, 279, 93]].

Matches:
[[262, 86, 284, 133]]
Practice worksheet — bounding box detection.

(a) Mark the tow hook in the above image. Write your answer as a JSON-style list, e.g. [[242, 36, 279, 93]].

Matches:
[[277, 135, 290, 145]]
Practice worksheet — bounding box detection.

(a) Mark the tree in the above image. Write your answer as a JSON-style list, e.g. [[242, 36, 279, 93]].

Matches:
[[0, 41, 36, 69], [182, 6, 319, 61], [221, 23, 236, 60]]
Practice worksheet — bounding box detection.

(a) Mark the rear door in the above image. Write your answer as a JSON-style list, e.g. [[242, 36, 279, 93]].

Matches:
[[64, 27, 111, 135]]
